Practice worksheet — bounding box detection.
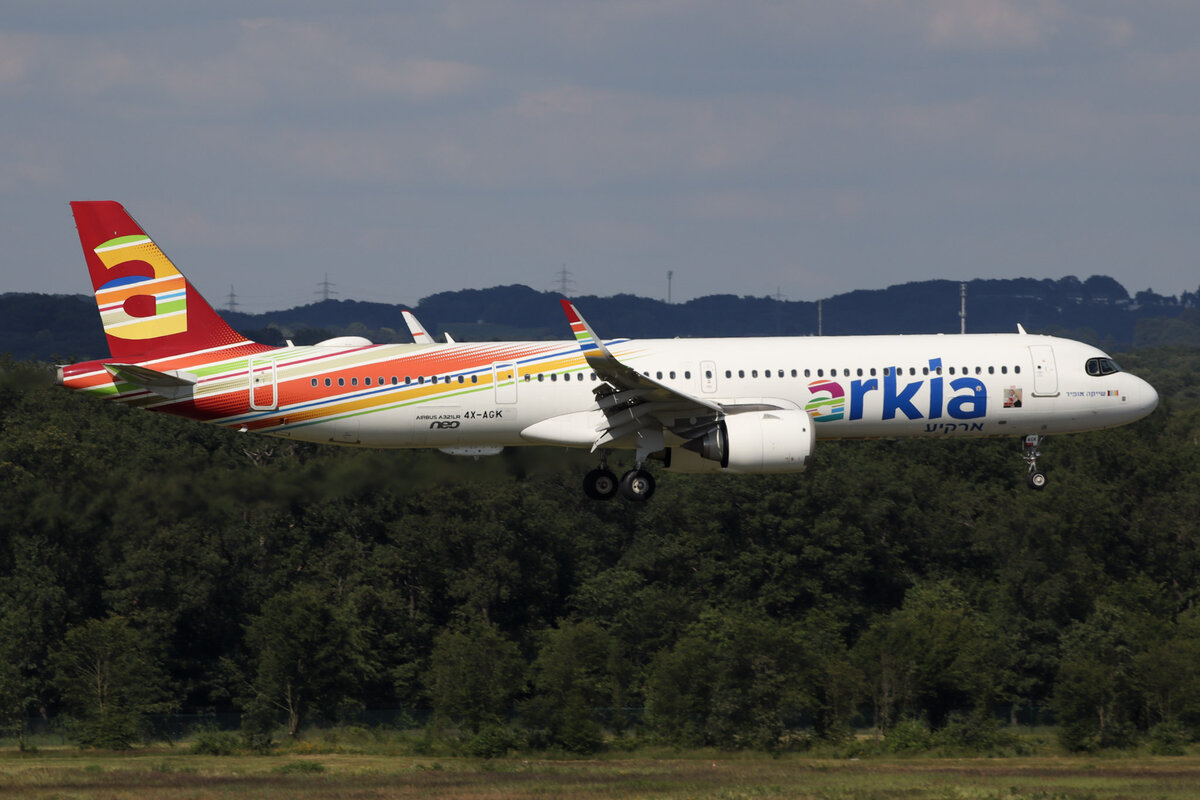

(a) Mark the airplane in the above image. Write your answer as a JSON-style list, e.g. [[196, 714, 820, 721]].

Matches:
[[57, 201, 1160, 501]]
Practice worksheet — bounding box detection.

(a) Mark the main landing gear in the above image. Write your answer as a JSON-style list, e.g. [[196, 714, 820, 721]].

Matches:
[[1022, 434, 1046, 490], [583, 452, 656, 502]]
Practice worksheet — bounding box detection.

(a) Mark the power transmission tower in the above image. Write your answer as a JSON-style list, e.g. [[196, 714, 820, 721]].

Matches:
[[316, 273, 338, 302], [667, 270, 674, 303], [554, 266, 575, 295], [225, 285, 239, 313]]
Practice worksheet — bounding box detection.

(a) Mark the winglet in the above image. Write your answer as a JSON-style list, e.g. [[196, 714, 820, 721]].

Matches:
[[560, 299, 611, 359], [402, 310, 435, 344]]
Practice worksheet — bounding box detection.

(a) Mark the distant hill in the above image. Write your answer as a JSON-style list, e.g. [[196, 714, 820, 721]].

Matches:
[[4, 276, 1198, 362]]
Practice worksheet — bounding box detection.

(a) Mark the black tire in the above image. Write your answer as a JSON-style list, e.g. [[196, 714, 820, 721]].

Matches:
[[583, 468, 619, 500], [618, 468, 656, 501], [1027, 471, 1047, 490]]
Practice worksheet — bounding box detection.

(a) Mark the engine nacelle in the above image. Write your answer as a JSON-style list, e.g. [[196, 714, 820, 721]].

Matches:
[[665, 408, 815, 474]]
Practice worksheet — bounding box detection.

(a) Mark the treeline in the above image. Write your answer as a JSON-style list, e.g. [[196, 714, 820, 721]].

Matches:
[[6, 275, 1200, 364], [1, 348, 1198, 753]]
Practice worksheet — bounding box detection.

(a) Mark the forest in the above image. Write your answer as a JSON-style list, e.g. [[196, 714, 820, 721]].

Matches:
[[0, 345, 1198, 754]]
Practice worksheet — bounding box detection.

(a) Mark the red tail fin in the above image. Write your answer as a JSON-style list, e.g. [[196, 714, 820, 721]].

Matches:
[[71, 201, 252, 360]]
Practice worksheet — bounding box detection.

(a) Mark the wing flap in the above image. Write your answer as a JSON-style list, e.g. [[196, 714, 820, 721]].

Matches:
[[560, 299, 729, 459]]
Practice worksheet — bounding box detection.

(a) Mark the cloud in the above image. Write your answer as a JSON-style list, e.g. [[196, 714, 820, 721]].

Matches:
[[923, 0, 1063, 50]]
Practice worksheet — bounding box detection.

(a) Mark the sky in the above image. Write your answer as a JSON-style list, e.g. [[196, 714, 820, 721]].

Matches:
[[2, 1, 1197, 313]]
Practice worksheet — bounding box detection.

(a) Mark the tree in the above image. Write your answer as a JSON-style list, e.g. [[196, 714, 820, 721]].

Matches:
[[851, 582, 1003, 731], [425, 620, 525, 733], [523, 620, 629, 752], [243, 585, 372, 740], [50, 616, 176, 748], [645, 611, 818, 750]]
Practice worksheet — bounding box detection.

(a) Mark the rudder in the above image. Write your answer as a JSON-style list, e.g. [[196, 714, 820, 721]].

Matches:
[[71, 201, 251, 360]]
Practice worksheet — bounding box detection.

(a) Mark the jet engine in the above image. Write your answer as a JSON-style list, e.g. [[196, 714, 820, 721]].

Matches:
[[664, 408, 815, 474]]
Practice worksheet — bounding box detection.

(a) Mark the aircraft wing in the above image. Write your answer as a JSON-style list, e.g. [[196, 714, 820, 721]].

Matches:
[[560, 299, 723, 451]]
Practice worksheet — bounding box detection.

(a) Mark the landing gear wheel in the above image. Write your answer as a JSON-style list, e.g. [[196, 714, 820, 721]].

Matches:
[[1021, 434, 1046, 491], [583, 468, 619, 500], [619, 468, 656, 502]]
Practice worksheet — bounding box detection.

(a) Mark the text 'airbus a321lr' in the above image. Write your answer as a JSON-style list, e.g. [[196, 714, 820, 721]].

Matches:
[[57, 201, 1159, 501]]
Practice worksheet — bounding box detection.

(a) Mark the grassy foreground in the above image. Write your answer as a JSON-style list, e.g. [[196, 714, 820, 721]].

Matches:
[[2, 750, 1200, 799]]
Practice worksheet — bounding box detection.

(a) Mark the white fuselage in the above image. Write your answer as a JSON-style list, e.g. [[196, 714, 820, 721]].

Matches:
[[264, 331, 1156, 450]]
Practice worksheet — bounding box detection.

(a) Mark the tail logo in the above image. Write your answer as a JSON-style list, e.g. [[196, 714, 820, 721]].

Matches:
[[93, 235, 188, 340]]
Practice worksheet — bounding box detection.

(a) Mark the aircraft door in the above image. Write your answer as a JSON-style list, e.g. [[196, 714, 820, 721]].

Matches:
[[700, 360, 718, 393], [1029, 345, 1058, 396], [249, 356, 278, 410], [493, 361, 517, 403]]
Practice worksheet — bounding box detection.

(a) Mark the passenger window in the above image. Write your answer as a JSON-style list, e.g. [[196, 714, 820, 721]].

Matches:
[[804, 369, 811, 377], [988, 366, 995, 374], [1001, 366, 1007, 374], [818, 369, 824, 377], [311, 378, 318, 387], [725, 370, 732, 378], [685, 371, 692, 379], [324, 378, 331, 387], [870, 368, 876, 376], [1014, 366, 1020, 374], [538, 374, 544, 382], [791, 369, 797, 377], [669, 371, 676, 379], [738, 370, 745, 378], [338, 378, 345, 387], [656, 371, 663, 379], [458, 376, 465, 384], [351, 378, 358, 386], [922, 367, 929, 375], [471, 375, 478, 383], [365, 377, 372, 386]]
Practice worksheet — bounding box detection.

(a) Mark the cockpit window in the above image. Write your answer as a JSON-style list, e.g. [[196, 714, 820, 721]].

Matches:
[[1085, 357, 1121, 376]]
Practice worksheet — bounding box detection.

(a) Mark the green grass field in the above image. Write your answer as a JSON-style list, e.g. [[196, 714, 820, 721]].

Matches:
[[2, 750, 1199, 799]]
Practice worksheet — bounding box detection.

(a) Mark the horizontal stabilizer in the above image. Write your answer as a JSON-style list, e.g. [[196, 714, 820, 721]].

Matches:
[[104, 364, 197, 399]]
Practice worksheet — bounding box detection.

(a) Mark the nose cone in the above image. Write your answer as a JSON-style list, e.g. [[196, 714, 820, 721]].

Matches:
[[1131, 375, 1159, 421]]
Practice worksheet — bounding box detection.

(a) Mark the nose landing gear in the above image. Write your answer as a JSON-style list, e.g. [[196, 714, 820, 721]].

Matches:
[[1023, 434, 1046, 489]]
